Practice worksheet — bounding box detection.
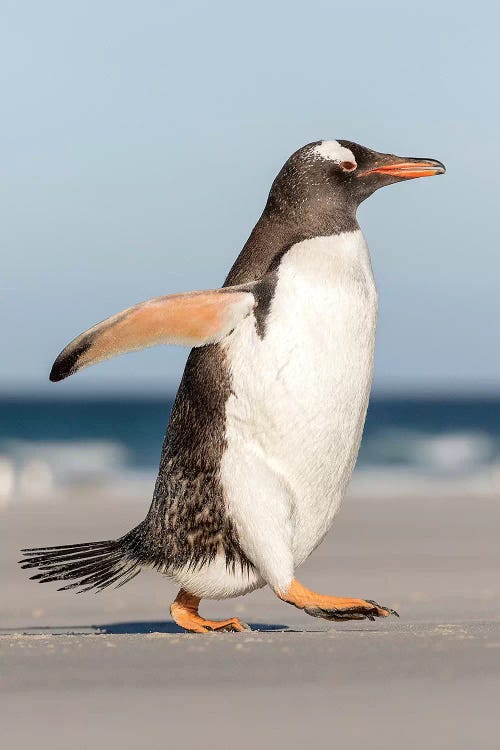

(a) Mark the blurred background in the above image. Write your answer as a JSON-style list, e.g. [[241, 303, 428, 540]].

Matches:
[[1, 0, 499, 507]]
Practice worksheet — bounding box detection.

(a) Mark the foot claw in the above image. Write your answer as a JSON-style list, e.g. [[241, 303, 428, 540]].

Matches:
[[218, 620, 251, 633], [365, 600, 400, 618], [201, 618, 250, 633]]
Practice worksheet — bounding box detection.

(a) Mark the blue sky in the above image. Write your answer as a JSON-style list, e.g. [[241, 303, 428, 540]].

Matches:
[[1, 0, 498, 394]]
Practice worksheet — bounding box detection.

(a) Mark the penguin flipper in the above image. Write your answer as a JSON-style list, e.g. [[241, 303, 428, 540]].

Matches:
[[49, 287, 255, 382]]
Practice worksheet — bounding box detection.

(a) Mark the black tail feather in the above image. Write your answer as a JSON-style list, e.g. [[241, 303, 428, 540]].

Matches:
[[19, 536, 142, 593]]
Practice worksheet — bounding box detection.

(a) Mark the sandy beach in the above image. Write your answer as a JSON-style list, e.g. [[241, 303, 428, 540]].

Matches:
[[2, 485, 500, 749]]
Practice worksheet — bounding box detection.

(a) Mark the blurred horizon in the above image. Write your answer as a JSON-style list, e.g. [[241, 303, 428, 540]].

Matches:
[[1, 0, 499, 397], [1, 382, 500, 398]]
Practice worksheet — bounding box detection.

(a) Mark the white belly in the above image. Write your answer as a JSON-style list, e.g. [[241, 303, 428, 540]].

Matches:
[[223, 230, 377, 570]]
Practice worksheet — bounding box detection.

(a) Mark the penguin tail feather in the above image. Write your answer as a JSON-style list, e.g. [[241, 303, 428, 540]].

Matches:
[[18, 533, 143, 593]]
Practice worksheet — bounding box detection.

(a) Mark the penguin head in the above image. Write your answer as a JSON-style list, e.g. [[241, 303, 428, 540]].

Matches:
[[266, 140, 445, 230]]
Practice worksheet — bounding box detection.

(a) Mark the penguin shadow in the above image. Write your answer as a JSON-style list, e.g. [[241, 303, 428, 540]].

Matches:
[[1, 622, 392, 635], [95, 620, 290, 634]]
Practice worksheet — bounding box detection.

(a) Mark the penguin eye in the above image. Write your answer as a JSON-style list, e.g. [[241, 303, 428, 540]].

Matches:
[[340, 161, 357, 172]]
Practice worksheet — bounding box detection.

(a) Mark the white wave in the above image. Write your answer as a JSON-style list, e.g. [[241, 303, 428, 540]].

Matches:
[[1, 430, 499, 508], [0, 456, 15, 509], [361, 429, 498, 476], [0, 440, 130, 503], [350, 465, 500, 498]]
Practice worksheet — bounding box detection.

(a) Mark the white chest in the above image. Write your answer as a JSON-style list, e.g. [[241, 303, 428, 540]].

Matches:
[[223, 230, 377, 565]]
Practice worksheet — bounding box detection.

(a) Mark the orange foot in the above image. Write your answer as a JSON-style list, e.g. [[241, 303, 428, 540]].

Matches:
[[279, 579, 399, 622], [170, 589, 250, 633]]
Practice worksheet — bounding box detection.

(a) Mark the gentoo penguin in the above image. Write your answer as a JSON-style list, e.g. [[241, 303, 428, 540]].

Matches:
[[20, 140, 445, 632]]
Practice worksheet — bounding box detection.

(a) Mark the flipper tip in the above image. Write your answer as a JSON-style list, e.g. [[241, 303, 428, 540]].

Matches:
[[49, 358, 71, 382]]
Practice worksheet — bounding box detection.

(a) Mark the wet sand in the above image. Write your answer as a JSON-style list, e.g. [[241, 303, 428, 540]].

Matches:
[[1, 488, 500, 749]]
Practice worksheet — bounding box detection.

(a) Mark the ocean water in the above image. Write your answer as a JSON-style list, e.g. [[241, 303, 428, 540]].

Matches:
[[0, 395, 499, 499]]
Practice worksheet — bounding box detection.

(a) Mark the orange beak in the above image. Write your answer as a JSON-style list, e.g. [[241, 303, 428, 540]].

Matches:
[[361, 159, 446, 180]]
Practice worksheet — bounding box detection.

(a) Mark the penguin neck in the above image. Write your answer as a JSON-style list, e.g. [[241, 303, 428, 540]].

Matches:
[[224, 206, 360, 286]]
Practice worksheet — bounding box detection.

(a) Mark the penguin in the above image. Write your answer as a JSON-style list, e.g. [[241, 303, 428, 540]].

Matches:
[[20, 140, 445, 632]]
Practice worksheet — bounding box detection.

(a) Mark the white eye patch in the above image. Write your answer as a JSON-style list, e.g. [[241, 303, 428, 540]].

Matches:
[[310, 140, 356, 167]]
